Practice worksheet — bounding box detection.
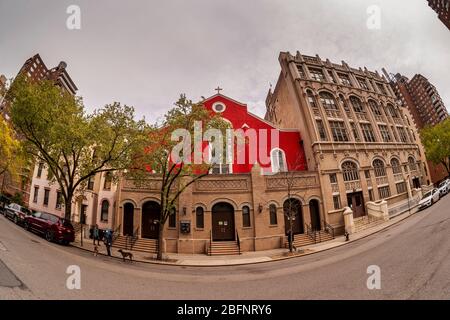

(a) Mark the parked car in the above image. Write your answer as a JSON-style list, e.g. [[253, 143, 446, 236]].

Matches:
[[438, 180, 450, 196], [418, 188, 440, 210], [4, 203, 32, 224], [23, 212, 75, 245], [0, 194, 11, 215]]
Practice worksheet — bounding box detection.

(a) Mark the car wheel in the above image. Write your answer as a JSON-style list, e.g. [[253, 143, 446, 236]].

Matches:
[[45, 231, 54, 242]]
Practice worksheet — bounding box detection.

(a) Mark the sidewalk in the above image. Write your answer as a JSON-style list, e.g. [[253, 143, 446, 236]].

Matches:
[[71, 204, 420, 267]]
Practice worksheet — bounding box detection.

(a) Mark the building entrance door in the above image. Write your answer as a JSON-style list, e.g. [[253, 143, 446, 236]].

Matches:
[[347, 191, 365, 218], [212, 203, 235, 241], [141, 201, 160, 239]]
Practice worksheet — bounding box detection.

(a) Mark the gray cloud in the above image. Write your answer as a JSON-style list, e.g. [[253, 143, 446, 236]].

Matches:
[[0, 0, 448, 121]]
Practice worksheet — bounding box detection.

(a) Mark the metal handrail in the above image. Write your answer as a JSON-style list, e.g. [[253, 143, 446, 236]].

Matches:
[[112, 224, 121, 243], [209, 230, 212, 256], [236, 229, 241, 255], [305, 223, 316, 243], [130, 226, 139, 250], [325, 222, 335, 239]]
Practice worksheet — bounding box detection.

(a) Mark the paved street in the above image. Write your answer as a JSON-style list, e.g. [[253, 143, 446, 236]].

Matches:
[[0, 194, 449, 300]]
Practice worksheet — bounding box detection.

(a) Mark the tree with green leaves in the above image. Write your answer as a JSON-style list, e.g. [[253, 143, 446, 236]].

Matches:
[[420, 118, 450, 176], [9, 75, 149, 220], [129, 94, 229, 260]]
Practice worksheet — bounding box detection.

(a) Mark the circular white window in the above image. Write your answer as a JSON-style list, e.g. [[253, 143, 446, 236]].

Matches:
[[212, 102, 226, 113]]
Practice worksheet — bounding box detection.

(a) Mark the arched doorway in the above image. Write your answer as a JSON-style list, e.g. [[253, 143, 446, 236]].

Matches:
[[123, 203, 134, 236], [211, 202, 235, 241], [141, 201, 160, 239], [309, 199, 321, 231], [283, 198, 304, 235]]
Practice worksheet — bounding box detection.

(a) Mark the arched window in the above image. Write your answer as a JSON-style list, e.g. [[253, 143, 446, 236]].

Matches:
[[350, 96, 364, 113], [269, 204, 278, 225], [168, 207, 176, 228], [390, 158, 401, 174], [387, 104, 399, 118], [195, 207, 204, 229], [368, 100, 382, 116], [408, 157, 417, 171], [242, 206, 251, 227], [306, 90, 317, 108], [103, 172, 112, 190], [319, 92, 338, 110], [342, 161, 359, 181], [101, 200, 109, 222], [373, 159, 386, 177], [271, 148, 287, 173]]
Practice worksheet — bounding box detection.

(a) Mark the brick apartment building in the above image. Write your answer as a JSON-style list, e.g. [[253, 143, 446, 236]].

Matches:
[[387, 72, 449, 183], [428, 0, 450, 30]]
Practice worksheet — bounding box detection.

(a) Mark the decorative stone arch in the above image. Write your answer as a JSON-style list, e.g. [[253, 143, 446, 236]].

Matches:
[[317, 88, 337, 97], [266, 200, 281, 208], [119, 198, 138, 209], [140, 197, 161, 209], [209, 198, 239, 211], [238, 202, 253, 211], [281, 194, 306, 206], [193, 202, 207, 212], [339, 158, 360, 170], [270, 147, 287, 173], [371, 156, 387, 166]]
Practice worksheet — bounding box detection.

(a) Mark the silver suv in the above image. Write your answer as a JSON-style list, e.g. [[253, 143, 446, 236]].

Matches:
[[5, 203, 32, 225]]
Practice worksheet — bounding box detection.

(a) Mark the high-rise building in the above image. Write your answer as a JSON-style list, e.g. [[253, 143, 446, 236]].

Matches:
[[0, 54, 77, 204], [428, 0, 450, 30], [387, 72, 448, 183], [265, 51, 431, 229]]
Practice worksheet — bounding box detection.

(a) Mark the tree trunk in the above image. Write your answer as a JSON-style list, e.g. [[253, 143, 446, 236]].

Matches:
[[157, 221, 164, 260], [64, 194, 73, 220]]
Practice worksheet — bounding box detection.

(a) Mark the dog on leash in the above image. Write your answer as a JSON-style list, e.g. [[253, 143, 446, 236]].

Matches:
[[118, 249, 133, 262], [93, 245, 99, 257]]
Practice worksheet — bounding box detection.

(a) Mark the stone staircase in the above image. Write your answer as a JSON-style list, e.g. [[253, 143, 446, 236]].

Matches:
[[354, 215, 385, 232], [112, 235, 158, 254], [207, 241, 240, 256], [284, 230, 334, 249]]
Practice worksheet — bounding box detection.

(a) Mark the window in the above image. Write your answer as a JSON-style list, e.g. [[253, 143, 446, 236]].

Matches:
[[297, 65, 306, 79], [369, 100, 382, 116], [212, 102, 226, 113], [387, 104, 399, 118], [357, 77, 369, 90], [373, 159, 386, 177], [350, 122, 360, 141], [338, 73, 352, 86], [342, 161, 359, 181], [378, 185, 391, 199], [398, 127, 408, 143], [271, 149, 287, 173], [87, 177, 94, 190], [350, 96, 364, 113], [408, 157, 417, 171], [376, 82, 387, 95], [33, 186, 39, 203], [391, 158, 402, 174], [379, 125, 392, 142], [242, 206, 251, 227], [333, 195, 341, 210], [391, 125, 399, 142], [309, 68, 325, 82], [43, 189, 50, 206], [329, 173, 337, 184], [396, 182, 407, 194], [101, 200, 109, 222], [269, 204, 277, 225], [360, 123, 376, 142], [103, 172, 112, 190], [37, 162, 44, 178], [316, 120, 327, 141], [327, 70, 336, 83], [210, 145, 231, 174], [47, 169, 53, 181], [329, 121, 349, 142], [368, 189, 374, 201], [196, 207, 204, 229], [307, 90, 318, 108], [168, 208, 176, 228], [56, 191, 63, 209], [319, 92, 338, 110]]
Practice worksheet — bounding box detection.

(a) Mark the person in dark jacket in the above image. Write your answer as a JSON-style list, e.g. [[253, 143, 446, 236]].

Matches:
[[104, 229, 113, 256], [93, 224, 101, 246]]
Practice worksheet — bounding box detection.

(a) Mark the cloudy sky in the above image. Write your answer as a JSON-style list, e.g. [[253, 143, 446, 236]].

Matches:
[[0, 0, 449, 122]]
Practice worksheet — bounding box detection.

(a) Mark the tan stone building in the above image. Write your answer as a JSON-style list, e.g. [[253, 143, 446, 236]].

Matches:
[[265, 51, 431, 234]]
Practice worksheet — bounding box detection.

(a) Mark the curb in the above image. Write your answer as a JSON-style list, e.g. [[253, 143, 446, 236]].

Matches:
[[70, 208, 420, 268]]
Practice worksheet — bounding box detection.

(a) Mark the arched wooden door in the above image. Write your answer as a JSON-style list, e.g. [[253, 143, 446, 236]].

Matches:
[[283, 198, 304, 235], [141, 201, 160, 239], [211, 202, 235, 241], [309, 199, 321, 231], [123, 203, 134, 236]]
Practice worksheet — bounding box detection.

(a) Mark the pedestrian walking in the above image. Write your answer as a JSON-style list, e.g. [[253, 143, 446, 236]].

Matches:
[[93, 224, 101, 246], [104, 229, 113, 257]]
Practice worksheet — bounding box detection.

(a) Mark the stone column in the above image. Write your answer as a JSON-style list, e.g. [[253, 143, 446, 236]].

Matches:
[[343, 206, 355, 234]]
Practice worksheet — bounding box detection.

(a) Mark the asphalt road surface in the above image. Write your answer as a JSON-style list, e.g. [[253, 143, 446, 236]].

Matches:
[[0, 194, 449, 300]]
